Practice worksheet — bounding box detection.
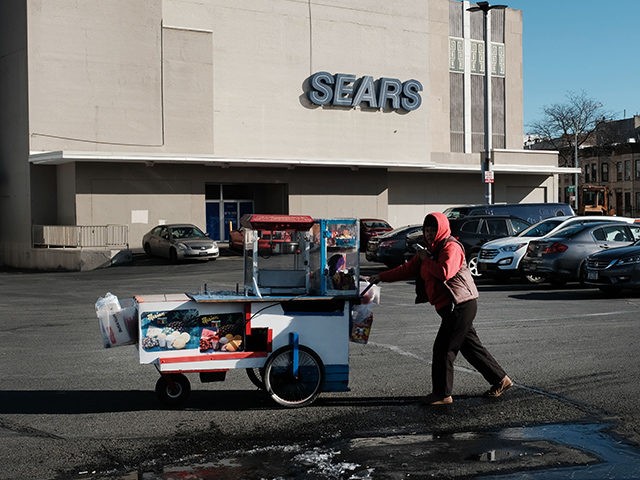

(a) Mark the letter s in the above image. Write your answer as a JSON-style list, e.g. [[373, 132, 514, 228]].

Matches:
[[308, 71, 334, 105], [401, 80, 423, 111]]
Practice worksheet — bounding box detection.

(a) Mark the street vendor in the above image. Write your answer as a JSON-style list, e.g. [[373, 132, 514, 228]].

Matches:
[[369, 212, 513, 405]]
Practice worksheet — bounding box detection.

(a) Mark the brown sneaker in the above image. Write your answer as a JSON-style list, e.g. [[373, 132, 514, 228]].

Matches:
[[423, 394, 453, 405], [485, 376, 513, 398]]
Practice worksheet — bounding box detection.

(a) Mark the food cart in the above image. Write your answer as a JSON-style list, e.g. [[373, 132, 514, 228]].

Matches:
[[102, 214, 373, 408]]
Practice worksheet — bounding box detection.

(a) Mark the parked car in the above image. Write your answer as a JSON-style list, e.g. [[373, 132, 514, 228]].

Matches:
[[229, 228, 297, 254], [142, 224, 219, 262], [520, 222, 640, 287], [359, 218, 393, 251], [585, 239, 640, 294], [403, 215, 530, 277], [443, 202, 574, 223], [366, 224, 422, 267], [478, 215, 640, 283], [450, 215, 530, 277]]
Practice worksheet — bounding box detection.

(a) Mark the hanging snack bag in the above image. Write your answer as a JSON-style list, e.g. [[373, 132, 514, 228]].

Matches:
[[350, 282, 380, 344]]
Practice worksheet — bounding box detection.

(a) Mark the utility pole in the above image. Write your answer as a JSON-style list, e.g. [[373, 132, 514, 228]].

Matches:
[[467, 1, 507, 205]]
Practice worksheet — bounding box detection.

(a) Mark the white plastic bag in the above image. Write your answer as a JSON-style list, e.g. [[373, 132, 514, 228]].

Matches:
[[95, 293, 137, 348], [95, 292, 121, 313]]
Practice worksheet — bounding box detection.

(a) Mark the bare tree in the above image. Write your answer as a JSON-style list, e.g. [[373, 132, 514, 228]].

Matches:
[[527, 91, 611, 167]]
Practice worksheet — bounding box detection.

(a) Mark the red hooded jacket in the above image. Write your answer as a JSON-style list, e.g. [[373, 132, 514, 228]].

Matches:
[[378, 212, 466, 310]]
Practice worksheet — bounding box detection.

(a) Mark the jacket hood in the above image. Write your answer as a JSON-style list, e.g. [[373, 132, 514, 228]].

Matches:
[[424, 212, 451, 248]]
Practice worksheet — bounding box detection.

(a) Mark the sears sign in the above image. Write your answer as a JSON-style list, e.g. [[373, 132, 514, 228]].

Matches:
[[307, 71, 423, 112]]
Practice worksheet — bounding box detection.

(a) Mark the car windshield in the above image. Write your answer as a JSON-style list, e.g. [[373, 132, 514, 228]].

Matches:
[[443, 207, 470, 219], [381, 225, 420, 237], [550, 224, 591, 239], [364, 221, 391, 229], [517, 219, 564, 238], [170, 226, 207, 239]]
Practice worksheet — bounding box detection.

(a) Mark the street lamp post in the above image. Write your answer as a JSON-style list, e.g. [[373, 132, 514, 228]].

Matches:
[[467, 1, 506, 205], [574, 131, 579, 211]]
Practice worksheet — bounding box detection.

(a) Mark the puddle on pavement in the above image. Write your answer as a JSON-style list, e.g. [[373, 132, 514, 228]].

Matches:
[[99, 423, 640, 479]]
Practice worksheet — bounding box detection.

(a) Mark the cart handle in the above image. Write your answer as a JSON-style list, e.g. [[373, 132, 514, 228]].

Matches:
[[359, 281, 376, 298]]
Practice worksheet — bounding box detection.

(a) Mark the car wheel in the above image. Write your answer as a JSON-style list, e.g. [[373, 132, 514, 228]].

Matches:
[[467, 255, 481, 278], [143, 242, 151, 255], [169, 248, 178, 264]]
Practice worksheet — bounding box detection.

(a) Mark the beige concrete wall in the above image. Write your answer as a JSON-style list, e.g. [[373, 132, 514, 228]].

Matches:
[[387, 172, 484, 226], [57, 163, 76, 225], [426, 0, 451, 154], [27, 0, 164, 151], [75, 163, 394, 248], [30, 165, 57, 225], [163, 1, 432, 163], [493, 148, 559, 168], [27, 0, 439, 164], [27, 2, 213, 155], [495, 176, 556, 203], [504, 7, 524, 148], [162, 27, 214, 153], [386, 170, 556, 228], [287, 168, 390, 219]]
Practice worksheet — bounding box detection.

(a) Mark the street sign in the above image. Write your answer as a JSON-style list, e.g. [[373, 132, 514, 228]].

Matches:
[[484, 170, 494, 183]]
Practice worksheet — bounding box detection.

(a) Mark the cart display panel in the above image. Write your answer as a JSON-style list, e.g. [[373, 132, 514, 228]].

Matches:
[[135, 294, 350, 392], [309, 218, 360, 297]]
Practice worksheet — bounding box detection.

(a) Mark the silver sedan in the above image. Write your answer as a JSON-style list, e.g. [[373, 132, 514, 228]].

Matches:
[[520, 221, 640, 287], [142, 224, 219, 262]]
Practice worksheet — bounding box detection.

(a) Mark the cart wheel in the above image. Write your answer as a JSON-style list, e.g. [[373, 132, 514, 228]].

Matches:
[[155, 373, 191, 407], [264, 345, 324, 408], [246, 368, 265, 390]]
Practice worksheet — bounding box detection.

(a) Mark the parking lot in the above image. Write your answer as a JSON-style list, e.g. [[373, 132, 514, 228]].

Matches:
[[2, 253, 640, 479]]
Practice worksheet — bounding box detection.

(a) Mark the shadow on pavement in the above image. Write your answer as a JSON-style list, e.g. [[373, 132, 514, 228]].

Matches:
[[0, 390, 435, 415]]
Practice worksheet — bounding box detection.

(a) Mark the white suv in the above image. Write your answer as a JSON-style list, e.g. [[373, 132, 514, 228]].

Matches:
[[477, 215, 638, 283]]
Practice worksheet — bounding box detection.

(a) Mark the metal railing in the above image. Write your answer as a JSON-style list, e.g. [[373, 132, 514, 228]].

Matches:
[[32, 225, 129, 248]]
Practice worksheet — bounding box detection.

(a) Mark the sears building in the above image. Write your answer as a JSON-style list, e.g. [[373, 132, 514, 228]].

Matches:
[[0, 0, 577, 269]]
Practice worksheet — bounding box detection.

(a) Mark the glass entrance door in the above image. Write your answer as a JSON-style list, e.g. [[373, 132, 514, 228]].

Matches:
[[206, 200, 254, 241], [206, 202, 221, 240]]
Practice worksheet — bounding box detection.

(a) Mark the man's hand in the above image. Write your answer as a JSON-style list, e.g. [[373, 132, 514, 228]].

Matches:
[[417, 249, 433, 261], [368, 274, 381, 284]]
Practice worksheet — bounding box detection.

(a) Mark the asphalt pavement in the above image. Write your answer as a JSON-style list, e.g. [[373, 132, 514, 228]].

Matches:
[[1, 252, 640, 479]]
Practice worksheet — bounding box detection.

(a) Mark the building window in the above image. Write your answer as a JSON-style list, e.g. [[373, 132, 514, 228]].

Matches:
[[636, 159, 640, 180], [624, 192, 632, 215], [471, 41, 485, 74], [617, 162, 623, 181], [601, 163, 609, 182], [584, 165, 590, 183], [636, 192, 640, 215], [625, 160, 631, 180], [449, 38, 464, 72], [469, 41, 505, 76], [491, 43, 505, 76], [591, 164, 597, 182]]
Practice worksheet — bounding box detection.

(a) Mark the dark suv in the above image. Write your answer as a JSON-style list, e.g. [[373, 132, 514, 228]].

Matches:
[[406, 215, 531, 277]]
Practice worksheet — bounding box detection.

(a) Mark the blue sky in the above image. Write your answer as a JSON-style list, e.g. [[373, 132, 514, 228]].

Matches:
[[503, 0, 640, 130]]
